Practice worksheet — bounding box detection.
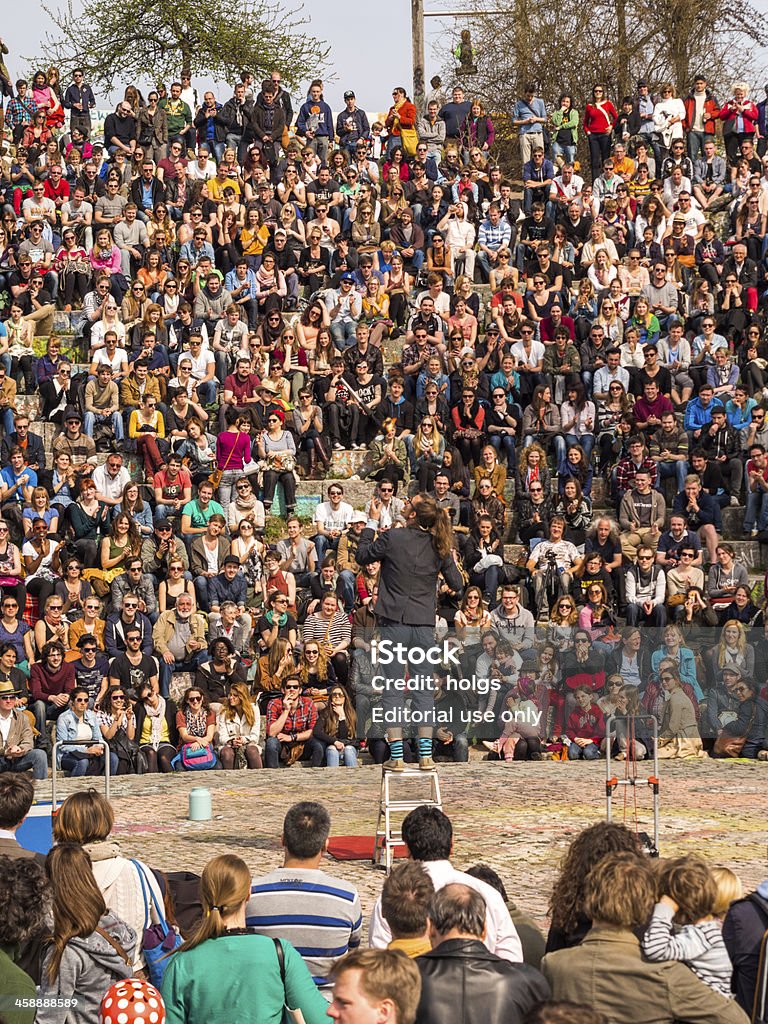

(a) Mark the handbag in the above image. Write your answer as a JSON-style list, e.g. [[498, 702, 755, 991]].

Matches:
[[110, 728, 139, 772], [173, 742, 218, 770], [209, 433, 239, 490], [713, 705, 755, 758], [130, 859, 183, 985], [400, 126, 418, 157], [273, 937, 307, 1024], [267, 451, 296, 473]]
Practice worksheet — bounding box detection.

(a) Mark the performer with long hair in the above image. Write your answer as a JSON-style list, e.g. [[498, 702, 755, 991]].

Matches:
[[357, 493, 464, 770]]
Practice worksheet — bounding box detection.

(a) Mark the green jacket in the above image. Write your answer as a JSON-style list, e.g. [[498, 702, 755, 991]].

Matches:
[[542, 343, 581, 376], [0, 945, 38, 1024], [550, 107, 579, 144], [161, 933, 329, 1024], [361, 436, 411, 485]]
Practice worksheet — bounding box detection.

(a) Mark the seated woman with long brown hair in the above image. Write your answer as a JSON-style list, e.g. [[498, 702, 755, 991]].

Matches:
[[255, 636, 296, 709], [313, 685, 358, 766]]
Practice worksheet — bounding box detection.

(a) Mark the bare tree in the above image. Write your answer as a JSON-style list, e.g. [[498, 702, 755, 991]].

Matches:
[[435, 0, 766, 132]]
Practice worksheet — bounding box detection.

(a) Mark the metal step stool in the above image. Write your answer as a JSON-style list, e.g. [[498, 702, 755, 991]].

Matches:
[[373, 767, 442, 872]]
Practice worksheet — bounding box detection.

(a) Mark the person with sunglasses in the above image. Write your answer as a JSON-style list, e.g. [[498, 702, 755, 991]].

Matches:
[[38, 358, 76, 426], [0, 593, 35, 675], [174, 686, 218, 767], [96, 685, 137, 774], [257, 409, 297, 517], [653, 664, 704, 760], [263, 675, 323, 768], [69, 631, 109, 708], [54, 685, 116, 777]]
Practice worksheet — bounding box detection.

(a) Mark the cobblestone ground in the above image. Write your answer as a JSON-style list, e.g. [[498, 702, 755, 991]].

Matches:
[[37, 760, 768, 934]]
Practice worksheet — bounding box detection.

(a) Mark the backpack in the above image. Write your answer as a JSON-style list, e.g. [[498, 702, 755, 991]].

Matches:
[[171, 743, 217, 771]]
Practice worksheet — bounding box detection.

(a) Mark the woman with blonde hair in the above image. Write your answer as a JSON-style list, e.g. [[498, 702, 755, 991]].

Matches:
[[67, 596, 105, 656], [719, 82, 759, 164], [588, 248, 617, 293], [413, 416, 446, 491], [653, 82, 686, 153], [216, 682, 262, 769], [595, 296, 624, 345], [548, 595, 579, 650], [360, 276, 391, 347], [709, 618, 754, 680], [515, 441, 551, 499], [160, 854, 328, 1024], [38, 844, 135, 1017], [296, 640, 336, 705]]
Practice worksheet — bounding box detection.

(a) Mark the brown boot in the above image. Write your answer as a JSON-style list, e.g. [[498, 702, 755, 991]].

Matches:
[[308, 448, 317, 478], [314, 435, 331, 470]]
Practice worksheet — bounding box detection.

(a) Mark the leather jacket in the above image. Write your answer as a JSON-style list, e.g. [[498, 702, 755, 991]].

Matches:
[[416, 938, 550, 1024]]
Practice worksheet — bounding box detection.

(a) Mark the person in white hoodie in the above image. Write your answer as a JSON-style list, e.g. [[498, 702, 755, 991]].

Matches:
[[369, 805, 523, 962], [52, 789, 164, 973]]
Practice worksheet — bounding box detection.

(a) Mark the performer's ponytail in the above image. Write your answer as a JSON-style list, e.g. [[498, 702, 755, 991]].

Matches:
[[413, 494, 454, 559]]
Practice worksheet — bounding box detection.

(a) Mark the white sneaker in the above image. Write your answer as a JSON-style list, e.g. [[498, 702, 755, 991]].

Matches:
[[332, 442, 343, 451], [348, 474, 361, 481], [729, 495, 740, 507]]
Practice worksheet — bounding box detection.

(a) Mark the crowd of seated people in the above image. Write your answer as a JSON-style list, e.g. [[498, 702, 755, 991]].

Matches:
[[0, 779, 761, 1024], [2, 62, 768, 776]]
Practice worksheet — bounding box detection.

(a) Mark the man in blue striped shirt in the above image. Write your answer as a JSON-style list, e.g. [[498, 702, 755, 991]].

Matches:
[[246, 801, 363, 996]]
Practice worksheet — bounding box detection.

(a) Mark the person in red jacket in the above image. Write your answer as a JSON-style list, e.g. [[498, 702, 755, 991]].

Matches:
[[719, 82, 759, 165], [584, 84, 617, 181], [29, 639, 76, 749], [385, 86, 417, 160], [565, 685, 605, 760], [683, 75, 720, 161]]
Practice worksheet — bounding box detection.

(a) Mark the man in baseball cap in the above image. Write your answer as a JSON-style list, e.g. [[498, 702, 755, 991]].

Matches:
[[338, 89, 370, 156]]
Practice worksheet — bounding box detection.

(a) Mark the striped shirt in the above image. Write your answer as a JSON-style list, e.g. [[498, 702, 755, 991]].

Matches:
[[246, 868, 363, 990], [302, 612, 352, 651], [642, 901, 733, 998]]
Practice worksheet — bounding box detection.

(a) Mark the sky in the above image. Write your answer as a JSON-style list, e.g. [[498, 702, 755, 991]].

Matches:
[[1, 0, 457, 112], [8, 1, 768, 115]]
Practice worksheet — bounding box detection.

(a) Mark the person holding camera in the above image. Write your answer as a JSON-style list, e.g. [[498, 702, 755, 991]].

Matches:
[[525, 516, 583, 621]]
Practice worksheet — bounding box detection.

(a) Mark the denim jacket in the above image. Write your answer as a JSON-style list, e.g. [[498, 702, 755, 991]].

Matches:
[[55, 708, 103, 766]]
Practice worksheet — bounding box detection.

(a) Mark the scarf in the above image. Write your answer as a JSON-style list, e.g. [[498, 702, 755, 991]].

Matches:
[[184, 706, 208, 737], [256, 264, 276, 289], [144, 696, 166, 749], [265, 609, 288, 627]]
